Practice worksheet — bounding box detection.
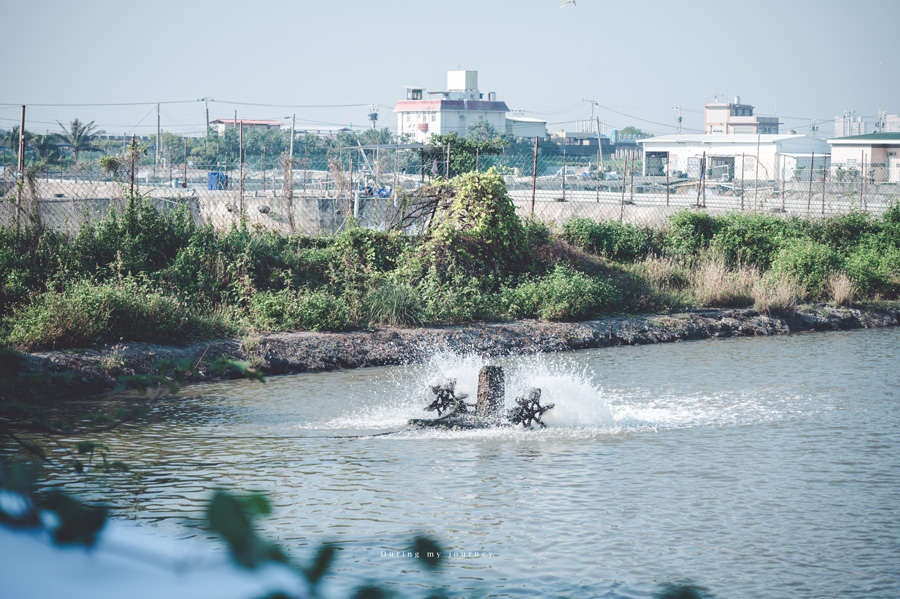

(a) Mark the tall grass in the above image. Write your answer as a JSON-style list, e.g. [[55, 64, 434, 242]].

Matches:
[[2, 278, 235, 352]]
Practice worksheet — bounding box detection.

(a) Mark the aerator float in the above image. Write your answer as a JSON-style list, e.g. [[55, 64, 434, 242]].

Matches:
[[409, 366, 554, 430]]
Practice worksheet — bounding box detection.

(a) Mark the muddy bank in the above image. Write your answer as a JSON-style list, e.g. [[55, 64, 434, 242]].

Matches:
[[21, 304, 900, 397]]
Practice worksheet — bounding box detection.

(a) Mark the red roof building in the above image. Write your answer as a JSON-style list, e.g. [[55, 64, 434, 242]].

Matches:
[[394, 71, 509, 143]]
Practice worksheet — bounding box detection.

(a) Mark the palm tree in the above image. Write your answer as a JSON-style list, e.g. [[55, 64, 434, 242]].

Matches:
[[3, 125, 33, 158], [32, 133, 62, 164], [57, 118, 104, 162]]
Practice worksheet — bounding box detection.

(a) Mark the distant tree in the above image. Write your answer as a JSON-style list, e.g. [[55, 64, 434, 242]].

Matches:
[[424, 132, 505, 178], [31, 133, 62, 163], [357, 128, 393, 146], [467, 120, 501, 143], [57, 118, 104, 162], [3, 126, 34, 158], [619, 126, 653, 139]]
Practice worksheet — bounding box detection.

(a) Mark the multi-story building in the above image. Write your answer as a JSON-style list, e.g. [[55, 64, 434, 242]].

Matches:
[[704, 97, 779, 135], [834, 111, 866, 137], [875, 111, 900, 133], [393, 70, 509, 143]]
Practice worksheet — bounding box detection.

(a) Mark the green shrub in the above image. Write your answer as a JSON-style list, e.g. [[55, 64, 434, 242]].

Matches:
[[665, 210, 722, 255], [811, 211, 874, 254], [416, 169, 532, 283], [522, 217, 552, 250], [0, 225, 74, 314], [73, 200, 195, 276], [327, 227, 406, 275], [2, 278, 233, 352], [843, 241, 900, 296], [364, 281, 423, 327], [250, 288, 350, 332], [710, 213, 806, 269], [768, 239, 843, 299], [498, 265, 617, 321], [415, 270, 496, 324], [562, 217, 659, 262]]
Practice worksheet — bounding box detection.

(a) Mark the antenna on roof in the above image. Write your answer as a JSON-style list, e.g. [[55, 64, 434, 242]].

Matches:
[[672, 106, 683, 134]]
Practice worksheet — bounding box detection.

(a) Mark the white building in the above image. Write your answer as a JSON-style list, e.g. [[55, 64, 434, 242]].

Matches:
[[704, 97, 779, 135], [639, 133, 830, 181], [506, 117, 547, 139], [393, 70, 510, 143], [827, 133, 900, 183], [834, 111, 866, 137], [876, 111, 900, 133]]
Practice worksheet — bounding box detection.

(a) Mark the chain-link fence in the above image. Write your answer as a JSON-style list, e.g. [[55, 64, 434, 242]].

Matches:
[[3, 141, 899, 236]]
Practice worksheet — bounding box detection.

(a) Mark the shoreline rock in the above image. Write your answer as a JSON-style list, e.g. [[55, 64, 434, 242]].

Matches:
[[20, 304, 900, 398]]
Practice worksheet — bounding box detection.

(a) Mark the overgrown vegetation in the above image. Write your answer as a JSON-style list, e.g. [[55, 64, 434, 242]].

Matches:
[[1, 168, 898, 352]]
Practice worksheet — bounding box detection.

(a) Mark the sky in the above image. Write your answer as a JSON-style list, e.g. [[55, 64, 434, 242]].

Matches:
[[2, 0, 898, 139]]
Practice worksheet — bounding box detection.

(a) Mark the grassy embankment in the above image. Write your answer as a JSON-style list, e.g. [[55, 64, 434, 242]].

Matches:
[[1, 169, 899, 353]]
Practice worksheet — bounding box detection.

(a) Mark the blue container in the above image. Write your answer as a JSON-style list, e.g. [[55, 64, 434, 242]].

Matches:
[[207, 172, 228, 190]]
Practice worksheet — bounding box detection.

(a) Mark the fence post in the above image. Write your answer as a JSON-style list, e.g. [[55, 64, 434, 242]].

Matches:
[[665, 156, 670, 207], [129, 135, 136, 209], [754, 135, 760, 210], [807, 151, 815, 216], [16, 105, 25, 233], [350, 156, 357, 221], [286, 116, 296, 234], [239, 120, 244, 220], [740, 153, 745, 211], [861, 151, 867, 212], [779, 154, 785, 212], [595, 116, 602, 203], [530, 137, 538, 217], [183, 138, 188, 189], [562, 146, 566, 202], [620, 155, 627, 222], [821, 161, 827, 216], [629, 153, 635, 207], [445, 142, 450, 179], [696, 151, 705, 208]]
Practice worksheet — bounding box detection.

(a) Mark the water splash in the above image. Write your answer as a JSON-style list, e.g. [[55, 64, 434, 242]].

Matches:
[[307, 351, 617, 434], [299, 349, 799, 436]]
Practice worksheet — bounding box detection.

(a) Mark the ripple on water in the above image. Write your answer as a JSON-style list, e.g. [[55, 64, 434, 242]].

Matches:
[[16, 329, 900, 598]]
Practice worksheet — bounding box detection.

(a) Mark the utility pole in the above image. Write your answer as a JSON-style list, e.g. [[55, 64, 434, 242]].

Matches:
[[16, 105, 25, 232], [198, 97, 213, 136], [156, 103, 161, 181], [239, 120, 244, 218], [289, 113, 295, 162]]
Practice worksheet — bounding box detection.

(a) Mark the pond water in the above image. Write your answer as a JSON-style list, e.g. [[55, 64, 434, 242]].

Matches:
[[37, 328, 900, 598]]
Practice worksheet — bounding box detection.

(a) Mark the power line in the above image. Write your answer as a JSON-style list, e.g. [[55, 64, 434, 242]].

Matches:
[[212, 100, 371, 109], [0, 100, 197, 107]]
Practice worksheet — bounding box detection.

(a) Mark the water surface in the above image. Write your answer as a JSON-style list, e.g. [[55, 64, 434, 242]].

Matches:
[[36, 328, 900, 598]]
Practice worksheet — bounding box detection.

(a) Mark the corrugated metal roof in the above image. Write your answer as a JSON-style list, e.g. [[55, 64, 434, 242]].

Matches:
[[640, 133, 813, 144], [827, 132, 900, 143]]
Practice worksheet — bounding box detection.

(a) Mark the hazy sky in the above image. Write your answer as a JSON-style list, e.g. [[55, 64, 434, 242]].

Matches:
[[2, 0, 898, 139]]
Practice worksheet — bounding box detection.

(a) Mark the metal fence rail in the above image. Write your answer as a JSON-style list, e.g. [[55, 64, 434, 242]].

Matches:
[[3, 145, 898, 236]]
